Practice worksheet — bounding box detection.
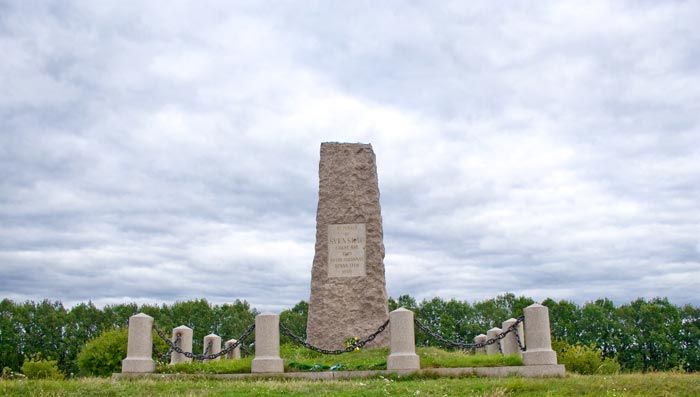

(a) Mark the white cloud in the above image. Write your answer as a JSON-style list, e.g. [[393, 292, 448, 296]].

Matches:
[[1, 1, 699, 310]]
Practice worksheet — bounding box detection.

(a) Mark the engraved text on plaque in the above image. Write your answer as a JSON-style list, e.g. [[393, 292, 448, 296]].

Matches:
[[328, 223, 366, 277]]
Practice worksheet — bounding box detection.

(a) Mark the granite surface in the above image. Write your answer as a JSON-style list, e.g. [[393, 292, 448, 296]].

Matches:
[[306, 142, 390, 349]]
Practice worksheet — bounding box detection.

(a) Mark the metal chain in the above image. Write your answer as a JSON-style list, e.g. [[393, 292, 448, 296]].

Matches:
[[152, 343, 164, 362], [512, 325, 525, 352], [414, 315, 525, 350], [279, 319, 390, 355], [153, 323, 255, 361]]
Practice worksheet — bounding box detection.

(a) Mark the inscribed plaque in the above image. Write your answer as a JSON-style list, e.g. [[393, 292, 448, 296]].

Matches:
[[328, 223, 366, 277]]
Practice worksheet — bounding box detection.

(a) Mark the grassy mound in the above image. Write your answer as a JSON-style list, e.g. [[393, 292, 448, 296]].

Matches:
[[155, 344, 522, 374]]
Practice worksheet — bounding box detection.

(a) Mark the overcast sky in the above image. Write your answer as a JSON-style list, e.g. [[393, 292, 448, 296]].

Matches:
[[1, 1, 699, 311]]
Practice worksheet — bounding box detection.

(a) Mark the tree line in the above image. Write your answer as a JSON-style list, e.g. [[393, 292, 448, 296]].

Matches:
[[392, 294, 699, 372], [1, 294, 698, 374], [0, 298, 255, 375]]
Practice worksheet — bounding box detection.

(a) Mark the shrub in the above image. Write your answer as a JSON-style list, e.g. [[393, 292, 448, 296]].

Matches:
[[21, 356, 63, 380], [77, 328, 169, 376], [596, 357, 622, 374], [553, 339, 620, 374], [77, 329, 128, 376]]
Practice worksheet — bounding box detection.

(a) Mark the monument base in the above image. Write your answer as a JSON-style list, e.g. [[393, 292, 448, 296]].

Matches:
[[387, 353, 420, 370], [523, 349, 557, 366], [252, 357, 284, 373], [121, 358, 155, 373]]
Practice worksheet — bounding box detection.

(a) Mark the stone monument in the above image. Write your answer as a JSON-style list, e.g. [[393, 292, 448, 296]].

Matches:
[[306, 142, 390, 349]]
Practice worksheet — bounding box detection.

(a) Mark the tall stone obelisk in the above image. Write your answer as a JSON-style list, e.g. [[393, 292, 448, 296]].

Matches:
[[306, 142, 390, 349]]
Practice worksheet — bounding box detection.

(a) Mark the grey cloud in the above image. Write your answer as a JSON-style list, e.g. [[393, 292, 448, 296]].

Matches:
[[1, 1, 699, 310]]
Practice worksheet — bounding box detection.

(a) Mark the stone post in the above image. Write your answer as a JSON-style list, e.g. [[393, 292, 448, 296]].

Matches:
[[485, 327, 502, 355], [170, 325, 193, 364], [225, 339, 241, 359], [501, 318, 524, 357], [522, 303, 557, 365], [121, 313, 155, 373], [251, 313, 284, 373], [387, 308, 420, 371], [203, 334, 222, 362], [474, 334, 487, 354]]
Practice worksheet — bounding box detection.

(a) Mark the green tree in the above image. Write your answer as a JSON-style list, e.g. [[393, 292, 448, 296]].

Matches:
[[679, 304, 700, 371], [543, 298, 581, 344], [280, 300, 308, 345], [389, 294, 418, 311], [473, 293, 533, 329], [63, 302, 106, 374], [416, 297, 473, 347], [616, 298, 683, 371], [214, 300, 256, 353], [16, 300, 67, 371], [578, 299, 621, 359], [0, 299, 23, 371], [101, 303, 137, 329]]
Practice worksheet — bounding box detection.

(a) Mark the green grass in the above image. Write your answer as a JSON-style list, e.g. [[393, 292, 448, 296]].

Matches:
[[157, 357, 253, 374], [2, 373, 699, 396], [282, 344, 388, 372], [155, 344, 523, 374], [418, 346, 522, 368]]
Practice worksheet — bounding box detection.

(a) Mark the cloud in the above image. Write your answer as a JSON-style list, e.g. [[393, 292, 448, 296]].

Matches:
[[1, 1, 699, 310]]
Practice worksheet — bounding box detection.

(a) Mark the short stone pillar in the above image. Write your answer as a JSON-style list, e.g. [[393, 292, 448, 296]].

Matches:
[[203, 334, 222, 362], [486, 327, 502, 355], [251, 313, 284, 373], [121, 313, 155, 373], [522, 303, 557, 365], [501, 318, 524, 356], [170, 325, 193, 364], [225, 339, 241, 359], [387, 308, 420, 371], [474, 334, 487, 354]]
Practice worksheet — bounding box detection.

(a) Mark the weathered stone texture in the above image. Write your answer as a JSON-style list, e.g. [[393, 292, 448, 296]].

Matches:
[[121, 313, 155, 373], [251, 313, 284, 373], [474, 334, 487, 355], [486, 327, 503, 355], [225, 339, 241, 359], [170, 325, 193, 364], [306, 142, 390, 349], [501, 318, 524, 357], [202, 334, 222, 362], [522, 303, 558, 365], [387, 308, 420, 370]]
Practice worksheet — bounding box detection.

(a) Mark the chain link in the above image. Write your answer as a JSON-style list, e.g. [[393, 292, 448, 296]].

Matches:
[[153, 323, 255, 361], [512, 324, 525, 352], [280, 319, 390, 355], [415, 315, 525, 351], [152, 333, 180, 363]]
